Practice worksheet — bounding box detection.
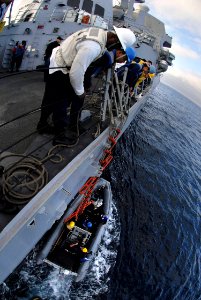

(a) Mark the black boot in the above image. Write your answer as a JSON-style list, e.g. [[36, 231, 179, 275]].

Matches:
[[53, 132, 79, 146], [68, 122, 87, 136]]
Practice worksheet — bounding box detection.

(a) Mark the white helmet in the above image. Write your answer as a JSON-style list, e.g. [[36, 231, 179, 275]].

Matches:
[[113, 26, 136, 50]]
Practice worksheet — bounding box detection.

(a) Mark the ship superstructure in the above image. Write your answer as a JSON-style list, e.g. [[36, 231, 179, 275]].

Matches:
[[0, 0, 174, 284], [0, 0, 174, 73], [113, 1, 175, 72], [0, 0, 112, 70]]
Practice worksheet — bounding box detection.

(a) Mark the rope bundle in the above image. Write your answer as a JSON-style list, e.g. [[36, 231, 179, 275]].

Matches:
[[1, 154, 48, 205]]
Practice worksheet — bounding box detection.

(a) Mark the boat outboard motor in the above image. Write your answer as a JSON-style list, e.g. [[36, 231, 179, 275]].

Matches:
[[158, 60, 168, 72]]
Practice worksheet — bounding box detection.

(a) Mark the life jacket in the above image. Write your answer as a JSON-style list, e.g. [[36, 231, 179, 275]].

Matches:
[[149, 73, 155, 78], [138, 59, 147, 65], [135, 71, 148, 87], [54, 27, 107, 74]]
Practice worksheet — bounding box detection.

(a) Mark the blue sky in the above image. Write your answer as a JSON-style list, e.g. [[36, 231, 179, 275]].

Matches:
[[140, 0, 201, 106]]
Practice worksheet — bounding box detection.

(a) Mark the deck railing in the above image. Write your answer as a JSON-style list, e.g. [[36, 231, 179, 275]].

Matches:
[[10, 6, 111, 30]]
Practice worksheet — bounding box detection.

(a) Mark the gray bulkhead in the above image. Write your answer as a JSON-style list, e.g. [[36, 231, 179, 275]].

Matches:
[[0, 0, 113, 70]]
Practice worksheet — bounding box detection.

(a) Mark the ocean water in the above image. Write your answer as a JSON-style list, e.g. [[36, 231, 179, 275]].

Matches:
[[104, 83, 201, 300], [1, 83, 201, 299]]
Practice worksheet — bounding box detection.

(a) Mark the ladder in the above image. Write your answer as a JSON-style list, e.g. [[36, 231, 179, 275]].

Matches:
[[23, 36, 40, 70], [1, 39, 16, 70]]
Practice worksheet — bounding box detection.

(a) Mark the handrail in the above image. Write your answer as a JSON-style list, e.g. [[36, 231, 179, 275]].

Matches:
[[11, 5, 109, 30]]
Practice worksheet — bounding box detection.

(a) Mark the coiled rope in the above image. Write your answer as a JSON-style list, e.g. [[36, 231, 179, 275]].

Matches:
[[0, 146, 67, 205], [1, 154, 48, 205]]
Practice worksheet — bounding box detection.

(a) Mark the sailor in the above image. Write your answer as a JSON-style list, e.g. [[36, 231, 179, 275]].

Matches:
[[79, 247, 92, 262], [81, 247, 88, 253], [134, 64, 156, 90], [117, 60, 155, 96], [116, 61, 142, 93], [84, 46, 136, 91], [66, 220, 75, 231], [80, 247, 89, 262], [143, 65, 156, 88], [43, 36, 63, 82], [44, 36, 63, 62], [92, 213, 108, 226], [37, 26, 136, 145], [100, 215, 108, 224], [149, 65, 156, 76], [10, 40, 26, 72], [82, 220, 93, 230]]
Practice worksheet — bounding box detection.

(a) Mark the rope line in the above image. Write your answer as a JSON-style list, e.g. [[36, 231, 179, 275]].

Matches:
[[1, 154, 48, 205]]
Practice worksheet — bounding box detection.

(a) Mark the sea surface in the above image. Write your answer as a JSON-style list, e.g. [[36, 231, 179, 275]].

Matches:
[[1, 83, 201, 300]]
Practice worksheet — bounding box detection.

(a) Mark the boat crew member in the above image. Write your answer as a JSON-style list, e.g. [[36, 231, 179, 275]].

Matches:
[[84, 46, 136, 91], [117, 61, 155, 95], [43, 36, 63, 82], [37, 26, 136, 146], [100, 215, 108, 224], [134, 64, 156, 90], [66, 220, 75, 231], [116, 61, 142, 93], [92, 213, 108, 226], [141, 65, 156, 89], [79, 247, 92, 263], [82, 220, 93, 230]]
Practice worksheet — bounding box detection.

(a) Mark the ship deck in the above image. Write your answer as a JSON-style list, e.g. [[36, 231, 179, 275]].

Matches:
[[0, 71, 110, 231], [0, 68, 141, 234]]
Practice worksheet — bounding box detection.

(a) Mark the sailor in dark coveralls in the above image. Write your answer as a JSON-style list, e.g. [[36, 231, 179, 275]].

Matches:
[[43, 36, 63, 82]]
